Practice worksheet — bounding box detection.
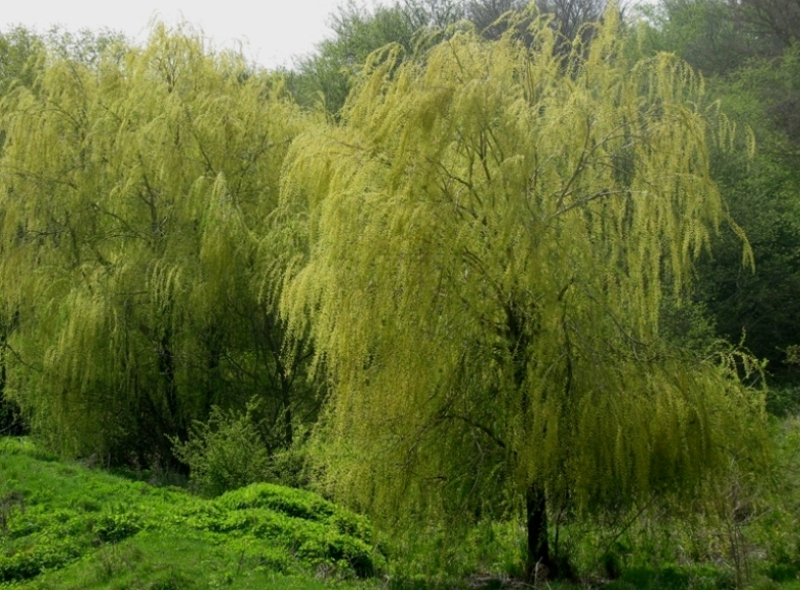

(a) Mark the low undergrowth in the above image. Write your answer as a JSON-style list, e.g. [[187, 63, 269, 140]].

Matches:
[[4, 424, 800, 590], [0, 437, 382, 589], [375, 417, 800, 590]]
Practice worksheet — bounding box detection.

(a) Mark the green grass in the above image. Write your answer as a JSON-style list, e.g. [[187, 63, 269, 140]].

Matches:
[[0, 437, 382, 590], [4, 434, 800, 590]]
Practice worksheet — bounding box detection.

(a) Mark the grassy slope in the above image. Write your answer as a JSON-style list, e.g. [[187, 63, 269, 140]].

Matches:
[[4, 433, 800, 590], [0, 437, 381, 590]]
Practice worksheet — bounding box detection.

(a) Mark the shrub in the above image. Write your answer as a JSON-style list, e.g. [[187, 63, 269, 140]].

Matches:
[[171, 405, 270, 497], [215, 482, 334, 520], [94, 510, 142, 543]]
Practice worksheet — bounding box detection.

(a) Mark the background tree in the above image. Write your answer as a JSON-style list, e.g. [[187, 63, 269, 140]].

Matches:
[[0, 25, 315, 465], [696, 50, 800, 388], [0, 26, 42, 96], [638, 0, 800, 386], [287, 0, 609, 117], [0, 26, 130, 438], [538, 0, 608, 46], [730, 0, 800, 52], [286, 1, 422, 115], [0, 25, 45, 436], [280, 12, 766, 580], [637, 0, 757, 74]]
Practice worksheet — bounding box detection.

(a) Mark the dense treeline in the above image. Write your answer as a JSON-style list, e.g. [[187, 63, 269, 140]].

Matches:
[[0, 0, 797, 583]]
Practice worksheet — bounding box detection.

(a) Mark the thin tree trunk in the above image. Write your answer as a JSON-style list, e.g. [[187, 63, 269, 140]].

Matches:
[[0, 324, 23, 436], [203, 326, 222, 417], [159, 331, 179, 428], [526, 483, 552, 583]]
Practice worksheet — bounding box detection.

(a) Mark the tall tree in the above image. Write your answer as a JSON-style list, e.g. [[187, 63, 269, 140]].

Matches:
[[0, 25, 312, 463], [0, 25, 45, 436], [280, 11, 766, 579], [0, 26, 130, 438]]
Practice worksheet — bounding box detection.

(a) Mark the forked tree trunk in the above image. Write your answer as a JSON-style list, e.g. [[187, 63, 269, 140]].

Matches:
[[526, 483, 552, 583]]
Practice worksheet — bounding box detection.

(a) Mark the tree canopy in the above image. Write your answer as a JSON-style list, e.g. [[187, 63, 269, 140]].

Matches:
[[0, 25, 313, 463], [280, 9, 766, 578]]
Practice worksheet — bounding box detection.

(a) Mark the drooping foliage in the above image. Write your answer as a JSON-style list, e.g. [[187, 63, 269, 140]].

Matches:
[[280, 7, 766, 568], [0, 26, 48, 437], [0, 26, 44, 96], [287, 0, 611, 117], [0, 25, 312, 463], [637, 0, 800, 383]]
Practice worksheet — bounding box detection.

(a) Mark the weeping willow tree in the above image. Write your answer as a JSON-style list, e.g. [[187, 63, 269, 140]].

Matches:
[[0, 25, 312, 463], [280, 9, 766, 578]]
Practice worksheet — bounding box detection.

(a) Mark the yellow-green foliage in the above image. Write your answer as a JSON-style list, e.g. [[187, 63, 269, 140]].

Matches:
[[279, 9, 766, 527], [0, 25, 308, 459]]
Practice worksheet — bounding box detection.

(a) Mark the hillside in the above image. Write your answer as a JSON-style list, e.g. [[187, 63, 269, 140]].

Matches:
[[0, 437, 381, 590]]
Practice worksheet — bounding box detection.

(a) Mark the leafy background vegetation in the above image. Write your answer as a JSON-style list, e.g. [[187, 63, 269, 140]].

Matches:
[[0, 0, 799, 587]]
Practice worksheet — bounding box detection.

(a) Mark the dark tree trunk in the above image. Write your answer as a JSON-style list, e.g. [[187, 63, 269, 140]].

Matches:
[[526, 483, 552, 583], [504, 299, 555, 581], [159, 331, 181, 434], [0, 324, 25, 436], [203, 327, 222, 418]]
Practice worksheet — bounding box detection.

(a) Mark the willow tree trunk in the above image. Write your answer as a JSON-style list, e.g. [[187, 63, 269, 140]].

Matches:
[[507, 302, 553, 581], [526, 483, 552, 583], [159, 331, 180, 432]]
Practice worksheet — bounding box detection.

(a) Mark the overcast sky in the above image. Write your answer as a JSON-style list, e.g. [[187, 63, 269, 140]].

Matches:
[[1, 0, 377, 70]]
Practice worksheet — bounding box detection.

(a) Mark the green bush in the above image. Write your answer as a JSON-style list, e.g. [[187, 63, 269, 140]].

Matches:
[[766, 385, 800, 417], [171, 405, 270, 497], [0, 537, 83, 583], [215, 482, 334, 521], [208, 483, 382, 577], [94, 510, 142, 543]]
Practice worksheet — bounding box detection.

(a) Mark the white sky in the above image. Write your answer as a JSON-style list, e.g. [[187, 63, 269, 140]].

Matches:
[[1, 0, 377, 70]]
